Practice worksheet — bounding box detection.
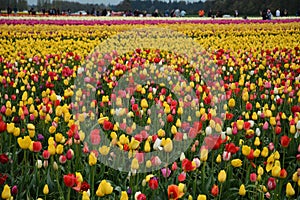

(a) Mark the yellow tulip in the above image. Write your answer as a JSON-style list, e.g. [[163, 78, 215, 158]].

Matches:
[[1, 184, 11, 199], [242, 145, 251, 156], [120, 191, 128, 200], [17, 136, 32, 150], [13, 127, 20, 137], [228, 98, 235, 108], [286, 182, 295, 197], [292, 172, 298, 182], [76, 172, 83, 183], [218, 170, 227, 183], [89, 152, 97, 166], [271, 166, 281, 177], [43, 184, 49, 195], [253, 149, 261, 158], [261, 147, 269, 157], [164, 138, 173, 153], [257, 166, 264, 176], [197, 194, 207, 200], [254, 137, 260, 146], [96, 180, 113, 197], [231, 159, 243, 167], [239, 184, 246, 196], [56, 144, 64, 155], [140, 99, 148, 108], [216, 154, 221, 163], [6, 123, 15, 134], [82, 191, 90, 200], [236, 120, 244, 130]]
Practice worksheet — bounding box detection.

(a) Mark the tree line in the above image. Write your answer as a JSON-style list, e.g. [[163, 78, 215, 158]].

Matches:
[[1, 0, 299, 17]]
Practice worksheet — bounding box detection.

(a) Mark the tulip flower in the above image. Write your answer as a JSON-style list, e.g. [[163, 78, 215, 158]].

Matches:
[[211, 184, 219, 197], [96, 180, 113, 197], [267, 177, 276, 190], [286, 182, 295, 197], [168, 185, 184, 200], [149, 177, 158, 190], [197, 194, 206, 200], [231, 159, 243, 167], [43, 184, 49, 195], [239, 184, 246, 196], [88, 152, 97, 166], [218, 170, 226, 183], [1, 184, 11, 199], [250, 173, 257, 182], [280, 135, 290, 147], [82, 191, 90, 200], [120, 191, 129, 200], [17, 136, 32, 150]]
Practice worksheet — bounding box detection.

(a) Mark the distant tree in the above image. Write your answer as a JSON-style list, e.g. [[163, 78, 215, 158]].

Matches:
[[18, 0, 28, 11], [117, 0, 132, 11]]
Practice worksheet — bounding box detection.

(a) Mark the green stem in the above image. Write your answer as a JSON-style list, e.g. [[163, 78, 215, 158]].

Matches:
[[219, 183, 223, 200], [193, 171, 197, 198], [201, 162, 206, 192], [91, 165, 95, 199], [56, 169, 65, 200], [67, 187, 71, 200], [75, 144, 79, 170]]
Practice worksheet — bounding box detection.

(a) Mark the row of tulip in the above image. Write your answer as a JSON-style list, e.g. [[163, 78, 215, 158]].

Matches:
[[0, 16, 300, 25], [0, 20, 299, 200]]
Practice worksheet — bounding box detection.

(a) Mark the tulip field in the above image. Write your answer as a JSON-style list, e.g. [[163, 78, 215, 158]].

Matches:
[[0, 17, 300, 200]]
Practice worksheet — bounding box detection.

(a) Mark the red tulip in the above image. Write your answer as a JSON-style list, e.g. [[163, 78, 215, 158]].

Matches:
[[42, 150, 50, 159], [211, 184, 219, 197], [132, 104, 139, 112], [167, 114, 173, 123], [225, 143, 239, 154], [172, 162, 178, 171], [182, 158, 195, 172], [0, 121, 7, 133], [149, 177, 158, 190], [280, 135, 290, 148], [59, 155, 67, 164], [178, 172, 186, 182], [0, 154, 9, 164], [275, 126, 281, 135], [63, 174, 76, 187], [66, 149, 74, 160], [279, 169, 287, 179], [33, 141, 42, 152], [246, 102, 252, 111], [267, 177, 276, 190], [246, 149, 254, 160], [137, 193, 146, 200], [103, 120, 113, 130], [80, 181, 90, 192], [250, 173, 257, 182], [0, 173, 8, 185]]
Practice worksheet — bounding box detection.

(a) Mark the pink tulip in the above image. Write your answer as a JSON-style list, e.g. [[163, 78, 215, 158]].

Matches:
[[161, 167, 171, 178], [262, 121, 269, 130]]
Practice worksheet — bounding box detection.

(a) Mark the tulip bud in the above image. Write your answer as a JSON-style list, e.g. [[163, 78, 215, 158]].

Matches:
[[66, 149, 74, 160], [11, 185, 18, 195], [43, 160, 48, 168], [239, 184, 246, 196], [36, 159, 43, 169], [53, 161, 58, 170], [218, 170, 226, 183], [43, 184, 49, 195]]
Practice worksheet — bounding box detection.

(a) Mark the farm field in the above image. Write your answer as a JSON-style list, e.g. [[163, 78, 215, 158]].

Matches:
[[0, 17, 299, 200]]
